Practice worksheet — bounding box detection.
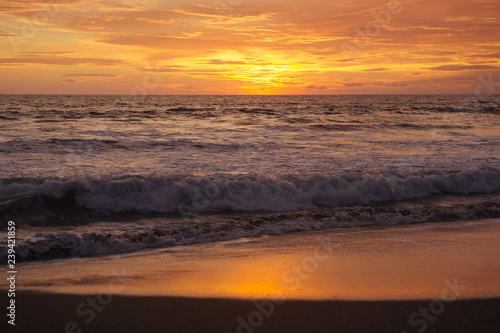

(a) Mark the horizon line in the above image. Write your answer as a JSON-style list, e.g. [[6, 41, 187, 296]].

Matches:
[[0, 93, 495, 96]]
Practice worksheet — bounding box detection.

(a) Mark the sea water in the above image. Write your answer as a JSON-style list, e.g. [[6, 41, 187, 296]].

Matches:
[[0, 95, 499, 261]]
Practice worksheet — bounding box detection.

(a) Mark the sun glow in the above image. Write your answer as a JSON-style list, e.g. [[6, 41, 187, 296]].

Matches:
[[0, 0, 498, 94], [230, 282, 288, 299]]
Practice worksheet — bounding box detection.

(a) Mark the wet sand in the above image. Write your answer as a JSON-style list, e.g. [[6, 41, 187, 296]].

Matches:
[[2, 219, 500, 332]]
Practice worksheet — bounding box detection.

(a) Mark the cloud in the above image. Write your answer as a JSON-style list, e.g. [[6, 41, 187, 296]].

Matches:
[[97, 34, 219, 49], [19, 51, 79, 55], [424, 64, 499, 71], [371, 82, 408, 87], [1, 0, 499, 94], [203, 59, 246, 65], [138, 65, 185, 73], [0, 5, 32, 12], [0, 0, 82, 12], [305, 85, 326, 90], [97, 1, 139, 10], [466, 52, 500, 59], [0, 30, 14, 36], [0, 56, 124, 66], [61, 74, 118, 77], [171, 7, 273, 24], [362, 67, 389, 72], [1, 0, 81, 3], [134, 18, 175, 25]]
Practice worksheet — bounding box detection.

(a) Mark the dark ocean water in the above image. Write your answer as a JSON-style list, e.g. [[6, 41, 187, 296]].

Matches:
[[0, 95, 499, 262]]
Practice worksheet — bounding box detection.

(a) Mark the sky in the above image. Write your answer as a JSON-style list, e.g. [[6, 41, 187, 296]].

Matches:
[[0, 0, 499, 94]]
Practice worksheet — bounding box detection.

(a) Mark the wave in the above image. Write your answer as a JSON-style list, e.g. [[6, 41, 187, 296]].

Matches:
[[310, 124, 365, 131], [238, 108, 277, 115], [0, 115, 17, 120], [1, 195, 499, 263], [431, 105, 499, 114], [310, 122, 473, 132], [1, 168, 500, 216], [166, 107, 216, 112], [392, 123, 472, 130]]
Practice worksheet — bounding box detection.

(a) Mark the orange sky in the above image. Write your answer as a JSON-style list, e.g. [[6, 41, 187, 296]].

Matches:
[[0, 0, 499, 94]]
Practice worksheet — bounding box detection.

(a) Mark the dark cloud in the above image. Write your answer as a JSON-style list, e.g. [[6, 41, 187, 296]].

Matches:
[[61, 74, 118, 77], [362, 67, 389, 72], [306, 85, 326, 90], [466, 52, 500, 59], [371, 82, 407, 87]]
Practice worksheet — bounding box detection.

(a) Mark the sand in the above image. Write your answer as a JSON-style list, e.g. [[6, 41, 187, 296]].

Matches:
[[2, 219, 500, 332], [3, 292, 500, 333]]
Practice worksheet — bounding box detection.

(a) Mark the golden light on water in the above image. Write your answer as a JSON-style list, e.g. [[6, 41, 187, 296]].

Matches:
[[4, 224, 500, 301]]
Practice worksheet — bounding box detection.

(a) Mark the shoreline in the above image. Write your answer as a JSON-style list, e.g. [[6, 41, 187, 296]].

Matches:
[[3, 218, 500, 300], [2, 219, 500, 332]]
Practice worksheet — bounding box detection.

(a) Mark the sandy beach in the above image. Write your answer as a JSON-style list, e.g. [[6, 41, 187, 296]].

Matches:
[[2, 219, 500, 332], [4, 293, 500, 333]]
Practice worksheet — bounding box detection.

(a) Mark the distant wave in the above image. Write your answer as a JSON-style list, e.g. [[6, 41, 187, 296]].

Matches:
[[429, 105, 499, 114], [1, 168, 499, 215]]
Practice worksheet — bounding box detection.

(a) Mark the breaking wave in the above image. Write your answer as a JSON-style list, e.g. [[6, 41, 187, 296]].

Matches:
[[1, 168, 499, 215], [1, 195, 499, 262]]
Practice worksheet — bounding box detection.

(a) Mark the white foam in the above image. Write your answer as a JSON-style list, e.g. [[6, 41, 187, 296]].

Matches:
[[1, 168, 499, 214], [1, 195, 498, 263]]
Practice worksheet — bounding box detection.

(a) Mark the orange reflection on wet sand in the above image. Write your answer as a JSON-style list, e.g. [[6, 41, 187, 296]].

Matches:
[[5, 219, 500, 301]]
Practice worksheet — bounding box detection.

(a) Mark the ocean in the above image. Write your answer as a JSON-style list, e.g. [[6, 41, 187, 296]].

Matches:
[[1, 94, 499, 262]]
